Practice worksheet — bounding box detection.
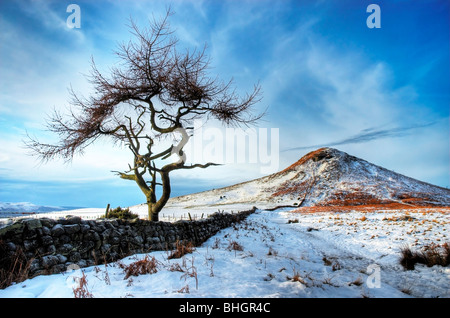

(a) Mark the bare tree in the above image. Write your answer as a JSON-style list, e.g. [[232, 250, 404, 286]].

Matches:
[[25, 11, 263, 221]]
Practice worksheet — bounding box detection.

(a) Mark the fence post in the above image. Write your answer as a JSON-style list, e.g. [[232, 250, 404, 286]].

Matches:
[[105, 203, 110, 218]]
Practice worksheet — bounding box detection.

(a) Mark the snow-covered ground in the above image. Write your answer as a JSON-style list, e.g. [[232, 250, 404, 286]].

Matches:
[[0, 203, 248, 227], [1, 205, 449, 298], [160, 148, 450, 208], [0, 202, 85, 219]]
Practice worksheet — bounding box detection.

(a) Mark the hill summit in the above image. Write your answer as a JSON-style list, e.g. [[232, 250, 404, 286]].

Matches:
[[168, 148, 450, 209]]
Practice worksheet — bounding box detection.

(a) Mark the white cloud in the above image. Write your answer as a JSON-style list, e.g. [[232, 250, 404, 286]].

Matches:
[[0, 15, 92, 121], [1, 0, 447, 198], [254, 21, 448, 187], [19, 0, 85, 42], [0, 135, 137, 186]]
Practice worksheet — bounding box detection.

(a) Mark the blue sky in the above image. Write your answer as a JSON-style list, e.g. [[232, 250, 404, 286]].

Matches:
[[0, 0, 448, 208]]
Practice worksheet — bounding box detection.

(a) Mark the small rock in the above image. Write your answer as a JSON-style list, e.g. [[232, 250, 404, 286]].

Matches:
[[69, 252, 81, 262], [56, 254, 68, 264], [51, 224, 65, 236], [59, 243, 74, 255], [40, 218, 56, 228], [23, 219, 42, 231], [40, 235, 54, 246], [46, 245, 56, 254], [65, 216, 82, 224], [80, 224, 90, 233], [41, 255, 59, 268], [23, 239, 38, 251], [64, 224, 81, 235], [5, 242, 16, 251], [29, 259, 41, 273], [51, 264, 66, 274], [41, 226, 51, 236], [77, 259, 87, 268]]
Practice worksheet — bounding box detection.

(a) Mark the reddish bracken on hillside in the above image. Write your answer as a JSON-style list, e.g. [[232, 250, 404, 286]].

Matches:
[[167, 147, 450, 210], [278, 148, 331, 174], [269, 148, 450, 208]]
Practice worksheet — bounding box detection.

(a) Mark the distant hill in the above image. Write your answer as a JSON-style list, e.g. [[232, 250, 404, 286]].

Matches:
[[164, 147, 450, 209], [0, 202, 84, 218]]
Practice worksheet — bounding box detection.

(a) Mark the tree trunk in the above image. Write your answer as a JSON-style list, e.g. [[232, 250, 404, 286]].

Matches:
[[148, 203, 159, 221], [147, 170, 172, 221]]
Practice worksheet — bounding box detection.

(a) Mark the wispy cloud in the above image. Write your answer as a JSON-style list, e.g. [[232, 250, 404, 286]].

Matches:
[[281, 122, 436, 152], [0, 0, 448, 207], [17, 0, 85, 41]]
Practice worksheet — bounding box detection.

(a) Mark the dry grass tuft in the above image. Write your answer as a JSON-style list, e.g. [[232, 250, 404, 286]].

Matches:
[[168, 240, 195, 259], [227, 240, 244, 252], [73, 272, 94, 298], [400, 242, 450, 270], [0, 241, 33, 289], [348, 277, 363, 286], [287, 268, 308, 286], [121, 255, 159, 279]]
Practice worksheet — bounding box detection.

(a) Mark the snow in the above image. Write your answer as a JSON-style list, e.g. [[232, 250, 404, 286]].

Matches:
[[1, 148, 449, 298], [0, 202, 85, 220], [154, 148, 450, 209], [1, 205, 449, 298]]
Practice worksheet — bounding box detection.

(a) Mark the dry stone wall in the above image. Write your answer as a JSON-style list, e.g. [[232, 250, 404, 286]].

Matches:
[[0, 208, 255, 280]]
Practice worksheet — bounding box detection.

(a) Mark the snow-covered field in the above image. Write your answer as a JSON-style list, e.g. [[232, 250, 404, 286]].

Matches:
[[1, 205, 449, 298], [2, 148, 448, 299]]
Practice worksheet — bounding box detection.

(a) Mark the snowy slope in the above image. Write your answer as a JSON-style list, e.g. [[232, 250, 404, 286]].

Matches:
[[164, 148, 450, 211], [0, 202, 83, 217], [1, 148, 450, 298], [1, 207, 449, 298], [3, 148, 448, 222]]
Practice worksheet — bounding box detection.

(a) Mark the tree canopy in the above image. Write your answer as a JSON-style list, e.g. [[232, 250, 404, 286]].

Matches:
[[26, 10, 263, 220]]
